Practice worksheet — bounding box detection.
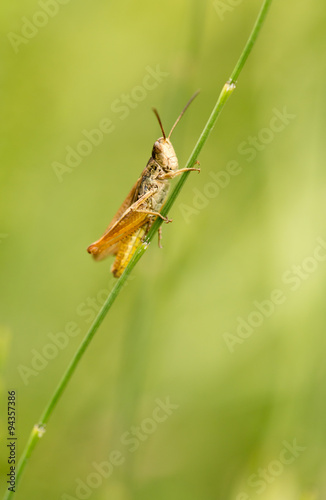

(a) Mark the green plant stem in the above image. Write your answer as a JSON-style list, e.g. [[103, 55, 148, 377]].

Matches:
[[3, 1, 272, 498], [230, 0, 273, 83], [3, 245, 146, 500]]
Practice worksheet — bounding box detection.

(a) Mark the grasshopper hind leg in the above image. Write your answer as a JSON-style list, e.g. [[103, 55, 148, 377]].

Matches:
[[111, 227, 147, 278]]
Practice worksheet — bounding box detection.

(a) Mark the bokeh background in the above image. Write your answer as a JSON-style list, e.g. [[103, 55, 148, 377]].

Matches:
[[1, 0, 326, 499]]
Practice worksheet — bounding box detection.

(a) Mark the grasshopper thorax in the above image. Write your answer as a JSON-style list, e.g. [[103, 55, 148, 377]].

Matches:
[[152, 137, 178, 171]]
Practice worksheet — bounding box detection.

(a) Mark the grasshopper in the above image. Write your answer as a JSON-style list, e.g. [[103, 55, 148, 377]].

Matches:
[[87, 92, 200, 277]]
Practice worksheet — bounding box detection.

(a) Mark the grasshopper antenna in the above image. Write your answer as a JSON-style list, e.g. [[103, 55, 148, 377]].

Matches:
[[152, 108, 166, 140], [168, 90, 200, 139]]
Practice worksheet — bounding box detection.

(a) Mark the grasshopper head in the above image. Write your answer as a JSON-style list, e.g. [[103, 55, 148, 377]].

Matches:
[[151, 92, 199, 172], [152, 137, 178, 171]]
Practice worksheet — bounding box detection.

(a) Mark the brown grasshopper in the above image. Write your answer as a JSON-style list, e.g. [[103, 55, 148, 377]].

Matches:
[[87, 92, 200, 277]]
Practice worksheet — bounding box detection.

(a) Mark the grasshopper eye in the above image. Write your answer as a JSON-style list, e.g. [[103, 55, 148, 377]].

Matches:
[[152, 140, 163, 158], [152, 144, 167, 168]]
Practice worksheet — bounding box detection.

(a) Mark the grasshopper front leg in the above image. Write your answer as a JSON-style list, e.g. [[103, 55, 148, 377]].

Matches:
[[157, 165, 200, 180]]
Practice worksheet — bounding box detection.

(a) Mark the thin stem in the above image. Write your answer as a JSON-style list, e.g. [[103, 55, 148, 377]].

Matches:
[[3, 1, 272, 498], [230, 0, 273, 83], [3, 243, 147, 500]]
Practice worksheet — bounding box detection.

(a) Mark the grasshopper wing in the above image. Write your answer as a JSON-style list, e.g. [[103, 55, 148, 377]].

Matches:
[[87, 177, 149, 261], [103, 177, 141, 232]]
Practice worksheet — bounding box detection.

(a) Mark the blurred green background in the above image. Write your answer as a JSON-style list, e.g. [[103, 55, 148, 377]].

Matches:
[[1, 0, 326, 499]]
